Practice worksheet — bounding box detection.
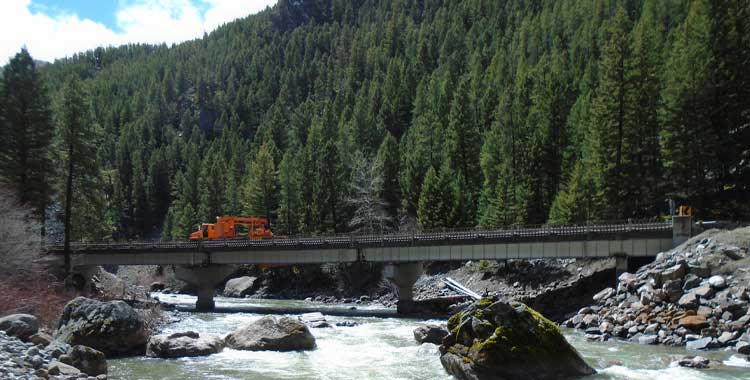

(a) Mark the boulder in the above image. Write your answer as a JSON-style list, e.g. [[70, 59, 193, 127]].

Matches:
[[414, 325, 449, 345], [55, 297, 149, 356], [593, 288, 615, 303], [28, 332, 54, 347], [686, 337, 713, 350], [678, 293, 699, 309], [47, 361, 80, 376], [225, 316, 315, 351], [223, 276, 258, 297], [638, 335, 658, 345], [708, 276, 726, 289], [440, 298, 596, 380], [692, 285, 715, 299], [688, 263, 711, 278], [298, 312, 330, 328], [679, 315, 709, 330], [661, 264, 687, 282], [736, 341, 750, 355], [60, 345, 107, 376], [0, 314, 39, 340], [146, 331, 224, 358], [682, 274, 702, 291], [676, 356, 710, 369]]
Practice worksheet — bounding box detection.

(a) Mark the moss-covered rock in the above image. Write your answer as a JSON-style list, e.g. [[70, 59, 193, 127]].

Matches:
[[440, 297, 595, 380]]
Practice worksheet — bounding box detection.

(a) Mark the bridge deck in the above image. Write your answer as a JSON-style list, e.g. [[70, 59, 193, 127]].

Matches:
[[45, 222, 673, 266]]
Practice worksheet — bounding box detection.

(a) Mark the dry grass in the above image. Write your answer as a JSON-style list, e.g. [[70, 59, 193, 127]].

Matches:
[[0, 274, 71, 329]]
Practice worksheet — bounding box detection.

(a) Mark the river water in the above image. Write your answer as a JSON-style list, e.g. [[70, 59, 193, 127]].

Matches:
[[110, 296, 750, 380]]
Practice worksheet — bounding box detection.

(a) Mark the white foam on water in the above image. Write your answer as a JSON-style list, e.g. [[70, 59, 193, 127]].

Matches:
[[724, 355, 750, 368]]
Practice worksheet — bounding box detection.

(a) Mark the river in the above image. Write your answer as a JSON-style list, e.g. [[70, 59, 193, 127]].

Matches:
[[110, 295, 750, 380]]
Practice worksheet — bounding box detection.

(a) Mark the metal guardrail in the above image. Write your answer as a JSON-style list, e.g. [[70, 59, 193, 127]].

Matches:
[[45, 220, 673, 255]]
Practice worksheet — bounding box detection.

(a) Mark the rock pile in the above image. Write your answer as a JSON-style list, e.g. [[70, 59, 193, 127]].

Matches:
[[0, 330, 107, 380], [440, 297, 595, 380], [564, 228, 750, 355]]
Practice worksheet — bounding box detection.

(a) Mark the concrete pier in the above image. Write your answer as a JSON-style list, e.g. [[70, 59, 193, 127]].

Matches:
[[175, 265, 235, 310], [384, 262, 424, 314]]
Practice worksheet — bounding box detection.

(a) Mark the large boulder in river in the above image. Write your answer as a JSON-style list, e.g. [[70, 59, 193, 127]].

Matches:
[[146, 331, 224, 358], [223, 276, 258, 297], [60, 345, 107, 376], [440, 298, 596, 380], [0, 314, 39, 340], [414, 325, 449, 345], [225, 316, 315, 351], [56, 297, 149, 356]]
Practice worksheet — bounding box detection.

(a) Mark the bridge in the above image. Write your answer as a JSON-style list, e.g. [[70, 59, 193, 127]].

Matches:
[[47, 217, 693, 312]]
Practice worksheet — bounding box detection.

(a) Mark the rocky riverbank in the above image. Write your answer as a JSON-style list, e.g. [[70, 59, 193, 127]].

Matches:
[[563, 227, 750, 355]]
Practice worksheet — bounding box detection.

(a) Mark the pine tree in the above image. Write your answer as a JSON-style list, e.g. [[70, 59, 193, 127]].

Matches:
[[375, 134, 400, 222], [243, 142, 278, 223], [0, 49, 54, 223], [277, 148, 302, 235], [627, 0, 663, 216], [58, 76, 104, 271], [589, 7, 632, 219], [660, 0, 715, 214], [417, 167, 442, 230]]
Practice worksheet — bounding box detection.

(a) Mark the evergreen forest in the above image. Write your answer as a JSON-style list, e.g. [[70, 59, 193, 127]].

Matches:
[[1, 0, 748, 242]]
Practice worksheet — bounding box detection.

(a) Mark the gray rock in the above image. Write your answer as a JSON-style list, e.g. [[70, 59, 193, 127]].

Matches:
[[225, 316, 315, 351], [683, 274, 702, 291], [593, 288, 615, 303], [334, 321, 359, 327], [413, 325, 449, 345], [677, 356, 710, 369], [678, 292, 699, 309], [736, 341, 750, 355], [718, 331, 737, 345], [59, 345, 107, 376], [28, 332, 53, 347], [0, 314, 39, 341], [146, 331, 224, 358], [222, 276, 258, 298], [686, 337, 713, 350], [688, 263, 711, 278], [708, 275, 726, 289], [693, 285, 715, 299], [47, 361, 80, 376], [661, 263, 687, 282], [298, 312, 330, 328], [638, 335, 658, 345], [55, 297, 149, 356]]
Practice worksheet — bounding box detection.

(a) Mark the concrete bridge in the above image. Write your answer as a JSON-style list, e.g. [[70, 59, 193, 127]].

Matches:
[[47, 217, 693, 312]]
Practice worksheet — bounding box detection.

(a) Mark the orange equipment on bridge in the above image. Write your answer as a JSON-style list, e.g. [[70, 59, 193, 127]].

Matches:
[[189, 216, 273, 240]]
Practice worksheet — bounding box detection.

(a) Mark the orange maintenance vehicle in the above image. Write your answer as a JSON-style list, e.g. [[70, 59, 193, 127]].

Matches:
[[189, 216, 274, 241]]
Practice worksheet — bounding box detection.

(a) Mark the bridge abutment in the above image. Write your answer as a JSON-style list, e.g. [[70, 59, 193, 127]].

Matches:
[[175, 265, 235, 311], [384, 262, 423, 314]]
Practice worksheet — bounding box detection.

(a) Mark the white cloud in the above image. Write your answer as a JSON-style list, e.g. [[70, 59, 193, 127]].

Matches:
[[0, 0, 276, 64]]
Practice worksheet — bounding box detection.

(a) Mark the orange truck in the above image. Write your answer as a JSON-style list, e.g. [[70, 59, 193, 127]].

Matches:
[[189, 216, 274, 241]]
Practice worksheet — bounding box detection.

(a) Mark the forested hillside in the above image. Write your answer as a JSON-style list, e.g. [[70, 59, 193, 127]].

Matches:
[[2, 0, 748, 242]]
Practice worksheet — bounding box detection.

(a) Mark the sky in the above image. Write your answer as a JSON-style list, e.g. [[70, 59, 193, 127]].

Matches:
[[0, 0, 278, 64]]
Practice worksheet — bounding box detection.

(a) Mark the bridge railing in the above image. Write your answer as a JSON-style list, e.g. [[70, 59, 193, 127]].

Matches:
[[47, 219, 672, 252]]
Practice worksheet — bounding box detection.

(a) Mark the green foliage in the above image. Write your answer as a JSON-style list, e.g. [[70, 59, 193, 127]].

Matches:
[[0, 49, 54, 222], [242, 142, 279, 224], [0, 0, 745, 242]]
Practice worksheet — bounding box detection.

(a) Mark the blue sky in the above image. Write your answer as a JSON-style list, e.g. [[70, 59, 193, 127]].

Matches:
[[0, 0, 277, 63]]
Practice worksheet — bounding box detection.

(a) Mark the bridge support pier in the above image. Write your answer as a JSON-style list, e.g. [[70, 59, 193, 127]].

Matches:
[[672, 216, 693, 247], [384, 262, 423, 314], [175, 265, 234, 311]]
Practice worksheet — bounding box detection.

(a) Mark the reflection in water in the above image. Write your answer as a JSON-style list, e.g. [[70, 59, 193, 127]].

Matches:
[[111, 296, 750, 380]]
